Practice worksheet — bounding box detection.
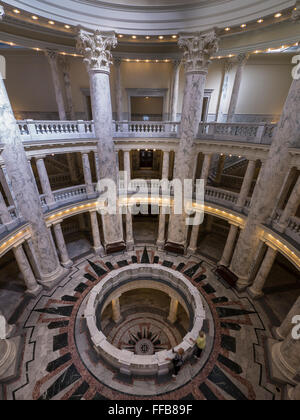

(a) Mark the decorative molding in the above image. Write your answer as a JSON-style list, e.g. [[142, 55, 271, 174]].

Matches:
[[77, 30, 117, 73], [178, 30, 219, 73]]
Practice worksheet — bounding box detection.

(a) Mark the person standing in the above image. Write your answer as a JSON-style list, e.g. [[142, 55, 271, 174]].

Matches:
[[190, 331, 206, 359], [166, 348, 185, 378]]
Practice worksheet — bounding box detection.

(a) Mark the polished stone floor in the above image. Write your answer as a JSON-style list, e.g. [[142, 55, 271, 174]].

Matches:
[[0, 245, 284, 400]]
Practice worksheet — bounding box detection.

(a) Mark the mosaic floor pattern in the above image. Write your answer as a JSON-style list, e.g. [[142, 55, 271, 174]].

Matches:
[[0, 246, 284, 400]]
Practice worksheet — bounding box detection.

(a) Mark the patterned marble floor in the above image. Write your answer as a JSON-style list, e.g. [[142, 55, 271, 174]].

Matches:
[[0, 245, 284, 400]]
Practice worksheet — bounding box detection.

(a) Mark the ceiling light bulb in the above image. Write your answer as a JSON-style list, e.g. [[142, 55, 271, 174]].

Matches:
[[172, 35, 177, 39], [225, 27, 231, 31], [13, 9, 20, 14], [240, 24, 247, 28], [48, 21, 55, 25], [32, 15, 39, 20], [132, 35, 137, 39], [274, 13, 282, 18], [257, 19, 264, 23], [65, 25, 71, 29], [145, 36, 150, 40], [118, 34, 124, 38], [159, 36, 164, 40]]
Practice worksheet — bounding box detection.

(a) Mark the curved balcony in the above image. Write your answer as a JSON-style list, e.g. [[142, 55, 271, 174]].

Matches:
[[15, 120, 279, 146]]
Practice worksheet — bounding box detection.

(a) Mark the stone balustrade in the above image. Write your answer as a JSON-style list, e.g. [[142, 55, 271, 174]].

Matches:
[[13, 119, 279, 145], [198, 122, 276, 145], [85, 264, 205, 377]]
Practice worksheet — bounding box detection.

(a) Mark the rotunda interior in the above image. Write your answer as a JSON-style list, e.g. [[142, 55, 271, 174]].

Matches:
[[0, 0, 299, 403]]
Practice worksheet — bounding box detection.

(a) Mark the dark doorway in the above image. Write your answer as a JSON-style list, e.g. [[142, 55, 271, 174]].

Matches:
[[131, 96, 163, 121]]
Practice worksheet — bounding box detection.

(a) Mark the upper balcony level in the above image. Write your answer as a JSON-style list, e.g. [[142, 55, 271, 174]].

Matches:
[[15, 120, 278, 146]]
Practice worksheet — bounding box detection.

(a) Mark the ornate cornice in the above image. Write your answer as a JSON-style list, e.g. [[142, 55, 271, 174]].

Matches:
[[178, 30, 219, 74], [77, 30, 117, 73]]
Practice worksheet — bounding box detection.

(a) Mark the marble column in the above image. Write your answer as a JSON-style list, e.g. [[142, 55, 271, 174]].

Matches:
[[13, 245, 42, 296], [275, 175, 300, 233], [157, 211, 166, 248], [0, 78, 65, 288], [77, 30, 124, 252], [200, 153, 212, 187], [167, 31, 219, 252], [234, 160, 256, 211], [227, 53, 249, 123], [45, 50, 67, 121], [94, 152, 101, 183], [218, 224, 239, 267], [214, 154, 226, 185], [168, 298, 179, 324], [275, 297, 300, 340], [230, 77, 300, 288], [161, 151, 170, 180], [270, 334, 300, 385], [248, 246, 277, 298], [112, 298, 122, 323], [90, 211, 104, 256], [53, 222, 73, 268], [123, 151, 134, 250], [170, 60, 181, 122], [114, 57, 123, 122], [187, 221, 201, 254], [81, 153, 94, 196], [216, 59, 234, 122], [35, 157, 55, 208], [59, 56, 76, 120], [0, 165, 18, 209]]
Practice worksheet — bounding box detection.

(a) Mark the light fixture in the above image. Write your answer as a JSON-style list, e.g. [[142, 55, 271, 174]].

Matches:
[[240, 24, 247, 28], [257, 19, 264, 23], [225, 27, 231, 32], [48, 20, 55, 25], [274, 13, 282, 18], [145, 59, 150, 63], [32, 15, 39, 20], [132, 35, 137, 39], [118, 34, 124, 38], [158, 36, 164, 40], [172, 35, 177, 39], [145, 36, 151, 40], [64, 25, 71, 29], [13, 9, 20, 14]]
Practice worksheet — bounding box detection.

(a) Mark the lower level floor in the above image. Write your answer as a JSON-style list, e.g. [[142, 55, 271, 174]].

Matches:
[[0, 245, 296, 400]]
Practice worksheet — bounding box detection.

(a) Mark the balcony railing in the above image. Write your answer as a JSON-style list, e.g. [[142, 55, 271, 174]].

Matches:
[[16, 119, 277, 145], [1, 183, 299, 248]]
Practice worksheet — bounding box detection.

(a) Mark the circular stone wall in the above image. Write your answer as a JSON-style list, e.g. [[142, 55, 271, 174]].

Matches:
[[85, 264, 205, 377]]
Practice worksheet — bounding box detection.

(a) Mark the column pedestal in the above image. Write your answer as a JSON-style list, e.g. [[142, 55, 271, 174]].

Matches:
[[90, 211, 105, 256], [53, 223, 73, 268]]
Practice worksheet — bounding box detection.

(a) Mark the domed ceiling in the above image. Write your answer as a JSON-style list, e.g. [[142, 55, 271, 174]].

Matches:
[[3, 0, 296, 34]]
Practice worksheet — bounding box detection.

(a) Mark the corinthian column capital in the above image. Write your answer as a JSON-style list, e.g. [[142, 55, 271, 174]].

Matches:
[[236, 52, 250, 66], [77, 29, 117, 73], [178, 30, 219, 74], [45, 49, 59, 62]]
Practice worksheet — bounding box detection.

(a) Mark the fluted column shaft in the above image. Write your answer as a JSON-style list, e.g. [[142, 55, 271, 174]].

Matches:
[[13, 245, 42, 295], [219, 224, 239, 267], [227, 54, 249, 123], [276, 175, 300, 233], [53, 223, 73, 268], [0, 78, 64, 288], [235, 160, 256, 211], [45, 50, 67, 121], [248, 247, 277, 298], [81, 153, 94, 195], [275, 297, 300, 340], [170, 60, 181, 122], [35, 157, 55, 206], [230, 78, 300, 287]]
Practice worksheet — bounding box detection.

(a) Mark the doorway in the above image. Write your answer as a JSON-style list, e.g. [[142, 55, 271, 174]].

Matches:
[[131, 96, 163, 121]]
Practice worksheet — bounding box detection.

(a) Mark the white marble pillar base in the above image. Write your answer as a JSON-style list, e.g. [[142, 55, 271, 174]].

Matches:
[[39, 265, 68, 290], [267, 338, 299, 386], [0, 338, 16, 379]]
